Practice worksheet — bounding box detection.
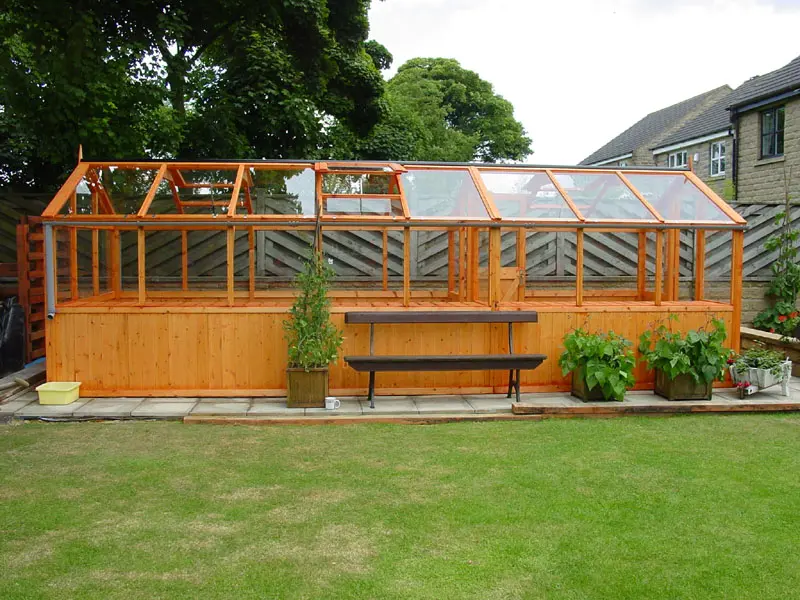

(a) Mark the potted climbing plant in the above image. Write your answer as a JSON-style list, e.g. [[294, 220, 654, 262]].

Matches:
[[638, 316, 731, 401], [559, 328, 635, 402], [284, 254, 343, 408]]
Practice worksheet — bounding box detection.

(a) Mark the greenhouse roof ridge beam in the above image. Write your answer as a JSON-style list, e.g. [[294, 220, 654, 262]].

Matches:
[[79, 157, 693, 172]]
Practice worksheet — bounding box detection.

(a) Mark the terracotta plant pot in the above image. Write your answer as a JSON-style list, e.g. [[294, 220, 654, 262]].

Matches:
[[654, 369, 712, 401], [286, 367, 329, 408], [570, 366, 615, 402]]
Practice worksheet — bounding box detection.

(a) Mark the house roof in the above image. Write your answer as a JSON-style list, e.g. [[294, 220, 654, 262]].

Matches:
[[726, 54, 800, 110], [653, 92, 734, 150], [654, 55, 800, 151], [579, 86, 731, 165]]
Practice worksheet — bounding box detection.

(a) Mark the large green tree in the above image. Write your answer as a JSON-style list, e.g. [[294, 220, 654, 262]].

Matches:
[[330, 57, 532, 162], [0, 0, 386, 189]]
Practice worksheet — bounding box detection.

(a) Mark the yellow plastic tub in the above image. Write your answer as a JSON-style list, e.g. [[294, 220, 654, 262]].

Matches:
[[36, 382, 81, 405]]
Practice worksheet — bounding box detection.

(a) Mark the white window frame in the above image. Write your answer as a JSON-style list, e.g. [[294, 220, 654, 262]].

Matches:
[[710, 141, 726, 177], [668, 151, 687, 168]]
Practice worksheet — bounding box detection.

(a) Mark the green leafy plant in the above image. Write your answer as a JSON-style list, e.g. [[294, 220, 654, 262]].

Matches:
[[752, 301, 800, 338], [284, 254, 343, 371], [731, 347, 787, 378], [753, 168, 800, 338], [559, 328, 635, 401], [638, 317, 731, 385]]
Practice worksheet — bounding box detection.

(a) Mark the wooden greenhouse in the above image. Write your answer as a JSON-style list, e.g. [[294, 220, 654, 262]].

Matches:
[[41, 160, 745, 397]]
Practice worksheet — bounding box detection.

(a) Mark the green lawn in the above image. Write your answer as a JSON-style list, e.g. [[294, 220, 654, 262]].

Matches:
[[1, 416, 799, 599]]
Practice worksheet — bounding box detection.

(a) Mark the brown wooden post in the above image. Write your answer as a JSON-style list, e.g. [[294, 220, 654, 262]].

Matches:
[[110, 229, 121, 299], [69, 189, 78, 300], [403, 227, 411, 307], [672, 229, 681, 300], [69, 227, 78, 300], [447, 229, 456, 296], [91, 229, 100, 296], [654, 230, 663, 306], [516, 228, 527, 301], [137, 227, 146, 305], [575, 229, 584, 306], [489, 227, 501, 308], [248, 227, 255, 299], [694, 230, 705, 301], [181, 231, 189, 291], [227, 226, 235, 306], [383, 229, 389, 291], [637, 231, 647, 300], [730, 230, 744, 351], [467, 228, 480, 302], [459, 227, 467, 300], [664, 229, 675, 301]]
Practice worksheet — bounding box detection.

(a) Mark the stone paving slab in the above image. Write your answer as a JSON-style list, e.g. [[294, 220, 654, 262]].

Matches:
[[131, 400, 197, 418], [140, 397, 197, 403], [0, 392, 37, 416], [73, 399, 144, 417], [247, 401, 297, 416], [197, 397, 251, 403], [464, 397, 513, 414], [191, 401, 251, 416], [359, 397, 418, 414], [16, 399, 89, 417], [413, 396, 474, 414], [306, 399, 363, 416]]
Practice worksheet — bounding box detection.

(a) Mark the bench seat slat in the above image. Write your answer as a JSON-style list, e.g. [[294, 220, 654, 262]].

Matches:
[[345, 311, 538, 324], [345, 354, 546, 372]]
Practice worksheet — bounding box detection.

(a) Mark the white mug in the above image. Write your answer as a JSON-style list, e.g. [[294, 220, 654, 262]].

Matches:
[[325, 397, 341, 410]]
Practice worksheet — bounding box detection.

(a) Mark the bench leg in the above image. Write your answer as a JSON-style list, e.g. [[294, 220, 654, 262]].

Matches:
[[368, 371, 375, 409], [515, 369, 521, 403], [506, 369, 514, 398]]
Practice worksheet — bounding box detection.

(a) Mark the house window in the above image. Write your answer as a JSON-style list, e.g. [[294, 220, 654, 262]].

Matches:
[[619, 160, 629, 167], [760, 106, 785, 158], [668, 151, 687, 168], [710, 141, 725, 176]]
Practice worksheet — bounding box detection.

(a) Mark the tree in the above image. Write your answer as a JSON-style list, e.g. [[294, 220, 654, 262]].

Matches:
[[0, 0, 387, 189], [329, 58, 532, 162]]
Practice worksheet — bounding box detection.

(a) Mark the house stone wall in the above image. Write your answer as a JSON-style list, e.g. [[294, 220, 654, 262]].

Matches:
[[736, 96, 800, 205], [652, 135, 734, 198]]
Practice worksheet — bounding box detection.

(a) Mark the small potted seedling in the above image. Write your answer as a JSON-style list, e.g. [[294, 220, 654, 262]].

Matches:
[[639, 316, 731, 401], [284, 254, 343, 408], [559, 328, 635, 402]]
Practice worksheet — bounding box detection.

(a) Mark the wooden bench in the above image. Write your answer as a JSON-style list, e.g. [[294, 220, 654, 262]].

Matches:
[[344, 311, 546, 408]]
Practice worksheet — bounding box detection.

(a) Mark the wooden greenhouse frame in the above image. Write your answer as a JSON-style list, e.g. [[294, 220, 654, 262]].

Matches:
[[42, 159, 746, 397]]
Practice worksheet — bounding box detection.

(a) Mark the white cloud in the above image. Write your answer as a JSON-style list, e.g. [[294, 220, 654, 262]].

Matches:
[[368, 0, 800, 164]]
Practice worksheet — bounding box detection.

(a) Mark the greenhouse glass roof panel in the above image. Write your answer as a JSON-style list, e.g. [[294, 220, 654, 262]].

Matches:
[[479, 170, 579, 221], [401, 169, 489, 219], [624, 173, 734, 223], [550, 171, 658, 222]]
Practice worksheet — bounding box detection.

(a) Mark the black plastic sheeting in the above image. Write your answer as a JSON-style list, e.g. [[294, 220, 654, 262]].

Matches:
[[0, 298, 24, 376]]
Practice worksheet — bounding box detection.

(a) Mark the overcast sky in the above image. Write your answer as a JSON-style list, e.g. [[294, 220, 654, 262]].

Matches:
[[368, 0, 800, 164]]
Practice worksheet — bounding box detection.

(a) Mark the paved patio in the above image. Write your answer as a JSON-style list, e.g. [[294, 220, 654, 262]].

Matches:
[[2, 379, 799, 422]]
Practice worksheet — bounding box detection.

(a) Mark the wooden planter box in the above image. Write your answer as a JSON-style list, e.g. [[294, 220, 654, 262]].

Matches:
[[286, 368, 328, 408], [571, 367, 615, 402], [654, 369, 712, 401]]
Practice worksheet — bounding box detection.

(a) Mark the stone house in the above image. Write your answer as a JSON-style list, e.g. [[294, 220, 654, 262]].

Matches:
[[583, 55, 800, 202], [579, 86, 731, 168]]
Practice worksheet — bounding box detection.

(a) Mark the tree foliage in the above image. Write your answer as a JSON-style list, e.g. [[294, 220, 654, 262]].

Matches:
[[330, 58, 532, 162], [0, 0, 386, 189]]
